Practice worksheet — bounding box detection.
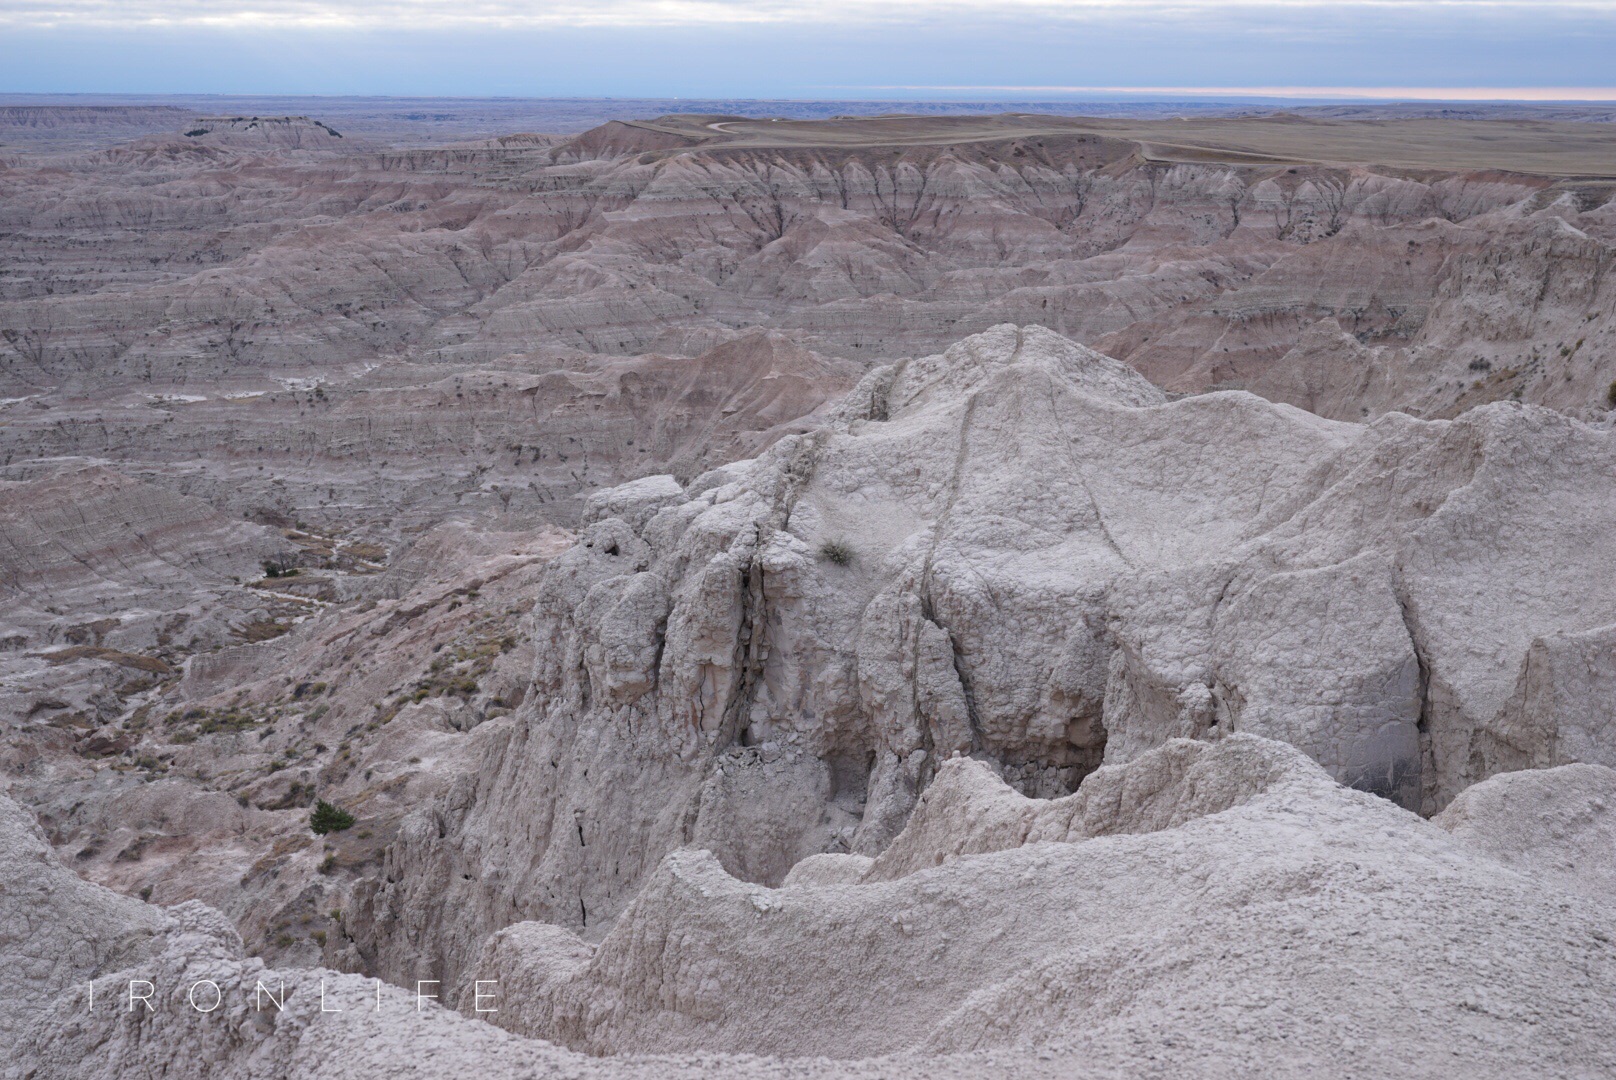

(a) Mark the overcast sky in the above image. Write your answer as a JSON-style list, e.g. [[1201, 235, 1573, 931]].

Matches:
[[3, 1, 1614, 98]]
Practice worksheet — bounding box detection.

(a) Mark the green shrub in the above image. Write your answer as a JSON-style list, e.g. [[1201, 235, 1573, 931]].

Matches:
[[310, 800, 355, 835], [817, 539, 853, 566], [1606, 380, 1616, 409]]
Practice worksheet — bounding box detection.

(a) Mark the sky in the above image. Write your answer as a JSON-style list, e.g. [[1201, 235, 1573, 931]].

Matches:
[[2, 1, 1615, 99]]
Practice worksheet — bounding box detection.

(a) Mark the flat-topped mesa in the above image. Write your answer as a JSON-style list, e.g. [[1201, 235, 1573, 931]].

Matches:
[[351, 323, 1616, 994], [175, 115, 350, 149]]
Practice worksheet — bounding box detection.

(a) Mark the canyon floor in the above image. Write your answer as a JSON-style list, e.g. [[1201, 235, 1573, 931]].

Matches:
[[1, 102, 1614, 1078]]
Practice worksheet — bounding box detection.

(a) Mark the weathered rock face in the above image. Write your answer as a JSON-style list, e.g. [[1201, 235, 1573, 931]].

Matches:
[[0, 330, 857, 544], [0, 793, 168, 1050], [2, 118, 1609, 406], [351, 324, 1616, 996], [1434, 761, 1616, 900], [7, 744, 1616, 1080], [0, 466, 295, 730], [464, 738, 1616, 1070]]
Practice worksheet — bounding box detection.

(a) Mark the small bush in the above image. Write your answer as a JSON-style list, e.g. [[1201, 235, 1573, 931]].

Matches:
[[309, 800, 355, 835], [817, 539, 853, 567], [1607, 380, 1616, 409]]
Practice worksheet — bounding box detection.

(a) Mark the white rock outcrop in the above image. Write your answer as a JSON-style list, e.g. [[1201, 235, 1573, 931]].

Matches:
[[464, 736, 1616, 1074], [353, 323, 1616, 995], [8, 742, 1616, 1078]]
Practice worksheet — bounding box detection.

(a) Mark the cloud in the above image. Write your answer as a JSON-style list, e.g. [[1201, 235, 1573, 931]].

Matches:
[[3, 0, 1612, 95], [6, 0, 1615, 31]]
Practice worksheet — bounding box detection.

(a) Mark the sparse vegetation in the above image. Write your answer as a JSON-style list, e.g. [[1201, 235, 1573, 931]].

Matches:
[[238, 618, 291, 643], [40, 645, 169, 674], [310, 799, 355, 835], [1607, 379, 1616, 409], [163, 705, 259, 742], [390, 633, 506, 708], [817, 539, 854, 566]]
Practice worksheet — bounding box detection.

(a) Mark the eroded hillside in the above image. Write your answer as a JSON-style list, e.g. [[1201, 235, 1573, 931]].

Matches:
[[2, 110, 1615, 1080]]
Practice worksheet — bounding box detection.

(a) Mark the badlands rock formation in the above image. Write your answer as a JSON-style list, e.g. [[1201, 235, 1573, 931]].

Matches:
[[0, 467, 295, 727], [3, 109, 1616, 1077], [349, 324, 1616, 997], [465, 738, 1616, 1071], [5, 739, 1615, 1077]]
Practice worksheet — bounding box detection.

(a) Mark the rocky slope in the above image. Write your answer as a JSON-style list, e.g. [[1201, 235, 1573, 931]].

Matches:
[[0, 466, 296, 727], [5, 740, 1614, 1078], [337, 325, 1616, 998], [2, 113, 1610, 561], [1, 114, 1610, 583], [5, 110, 1616, 1078]]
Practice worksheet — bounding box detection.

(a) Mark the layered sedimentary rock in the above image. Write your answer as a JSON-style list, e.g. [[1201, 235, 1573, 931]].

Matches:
[[3, 115, 1610, 593], [5, 109, 1616, 1079], [3, 114, 1610, 396], [0, 466, 294, 726], [0, 331, 857, 535], [348, 325, 1616, 995]]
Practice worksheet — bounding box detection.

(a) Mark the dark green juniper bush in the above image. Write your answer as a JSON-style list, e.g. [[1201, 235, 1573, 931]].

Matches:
[[310, 799, 355, 835]]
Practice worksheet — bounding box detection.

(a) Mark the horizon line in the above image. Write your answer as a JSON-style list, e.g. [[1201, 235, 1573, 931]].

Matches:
[[6, 88, 1616, 104], [851, 86, 1616, 102]]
